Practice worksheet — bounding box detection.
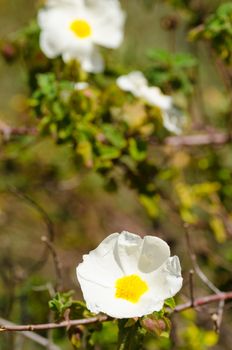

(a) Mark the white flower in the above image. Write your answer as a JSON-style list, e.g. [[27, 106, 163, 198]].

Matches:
[[76, 231, 182, 318], [116, 71, 148, 97], [74, 81, 89, 90], [116, 71, 183, 134], [38, 0, 125, 73]]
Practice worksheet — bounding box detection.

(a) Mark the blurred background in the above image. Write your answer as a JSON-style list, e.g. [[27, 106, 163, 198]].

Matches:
[[0, 0, 232, 349]]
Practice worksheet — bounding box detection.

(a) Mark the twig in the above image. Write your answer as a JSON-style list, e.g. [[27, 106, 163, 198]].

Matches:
[[1, 292, 232, 332], [9, 188, 55, 242], [0, 121, 37, 140], [0, 121, 231, 147], [0, 318, 61, 350], [7, 188, 63, 290], [41, 236, 63, 291], [185, 224, 220, 293], [173, 291, 232, 313], [0, 315, 109, 332], [164, 132, 231, 147], [189, 270, 195, 307], [184, 224, 225, 331]]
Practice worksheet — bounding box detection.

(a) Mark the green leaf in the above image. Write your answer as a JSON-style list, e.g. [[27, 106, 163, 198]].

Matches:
[[117, 319, 144, 350], [139, 194, 160, 218], [129, 138, 147, 162], [76, 140, 94, 168], [49, 291, 74, 319], [98, 145, 121, 160], [102, 124, 127, 149], [164, 297, 176, 309]]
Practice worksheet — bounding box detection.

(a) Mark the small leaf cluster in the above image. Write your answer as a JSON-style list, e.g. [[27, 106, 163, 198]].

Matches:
[[190, 3, 232, 64], [147, 49, 198, 95]]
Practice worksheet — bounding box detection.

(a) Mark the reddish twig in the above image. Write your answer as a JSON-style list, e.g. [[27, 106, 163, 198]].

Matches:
[[0, 292, 232, 332], [165, 132, 231, 147], [0, 121, 231, 147], [0, 121, 37, 139], [0, 315, 109, 332], [0, 317, 60, 350], [174, 291, 232, 313]]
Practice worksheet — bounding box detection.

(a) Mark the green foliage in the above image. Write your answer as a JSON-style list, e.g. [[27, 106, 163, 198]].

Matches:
[[117, 319, 145, 350], [49, 291, 75, 319], [190, 3, 232, 64], [147, 49, 197, 94], [1, 0, 232, 349]]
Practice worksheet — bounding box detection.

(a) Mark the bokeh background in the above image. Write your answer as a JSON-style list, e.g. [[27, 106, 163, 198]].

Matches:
[[0, 0, 232, 349]]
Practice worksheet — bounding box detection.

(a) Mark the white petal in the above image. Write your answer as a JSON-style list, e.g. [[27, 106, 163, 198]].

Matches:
[[88, 0, 125, 48], [114, 231, 143, 275], [62, 44, 104, 73], [116, 71, 148, 97], [44, 0, 85, 11], [138, 236, 170, 273], [163, 108, 183, 134], [141, 86, 173, 110], [91, 232, 119, 257], [39, 32, 61, 58], [80, 47, 104, 73], [74, 82, 89, 90], [38, 7, 73, 57], [78, 277, 164, 318], [76, 232, 122, 287], [144, 256, 183, 300]]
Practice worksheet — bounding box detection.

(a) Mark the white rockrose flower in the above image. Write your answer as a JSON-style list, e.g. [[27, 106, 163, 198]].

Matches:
[[38, 0, 125, 73], [116, 71, 148, 97], [76, 231, 182, 318], [74, 81, 89, 90], [116, 71, 183, 134]]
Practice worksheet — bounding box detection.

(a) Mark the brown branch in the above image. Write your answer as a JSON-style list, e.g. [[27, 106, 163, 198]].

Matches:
[[164, 132, 231, 147], [184, 224, 224, 331], [0, 121, 231, 147], [0, 315, 108, 332], [1, 292, 232, 333], [0, 121, 37, 139], [41, 236, 63, 291], [174, 291, 232, 313], [189, 269, 195, 307], [8, 188, 63, 291], [0, 318, 61, 350]]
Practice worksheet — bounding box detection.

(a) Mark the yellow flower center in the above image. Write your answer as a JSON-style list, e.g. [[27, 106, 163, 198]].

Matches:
[[70, 19, 92, 39], [115, 274, 148, 303]]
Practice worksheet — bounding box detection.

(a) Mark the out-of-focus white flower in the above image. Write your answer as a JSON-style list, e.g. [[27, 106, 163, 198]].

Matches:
[[76, 231, 182, 318], [116, 71, 148, 97], [74, 82, 89, 90], [38, 0, 125, 73], [116, 71, 183, 134]]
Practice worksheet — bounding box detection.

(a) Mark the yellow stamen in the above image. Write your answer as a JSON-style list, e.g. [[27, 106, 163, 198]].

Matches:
[[115, 274, 148, 303], [70, 19, 92, 39]]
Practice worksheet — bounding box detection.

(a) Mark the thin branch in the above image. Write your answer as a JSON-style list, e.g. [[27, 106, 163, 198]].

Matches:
[[1, 292, 232, 332], [189, 270, 195, 307], [0, 121, 232, 147], [0, 315, 109, 332], [174, 291, 232, 313], [41, 236, 63, 291], [0, 121, 37, 139], [8, 188, 63, 290], [185, 227, 220, 294], [9, 188, 55, 242], [185, 224, 224, 331], [164, 132, 231, 147], [0, 318, 61, 350]]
